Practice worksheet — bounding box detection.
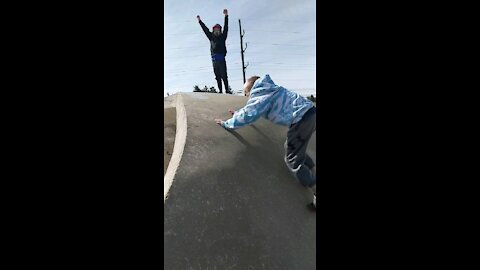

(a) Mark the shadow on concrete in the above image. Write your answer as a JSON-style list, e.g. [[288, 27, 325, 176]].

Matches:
[[250, 124, 271, 142], [225, 129, 252, 148], [164, 93, 316, 269]]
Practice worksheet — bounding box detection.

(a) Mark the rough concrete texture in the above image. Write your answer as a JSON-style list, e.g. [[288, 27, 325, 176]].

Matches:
[[164, 92, 316, 269], [163, 107, 176, 176]]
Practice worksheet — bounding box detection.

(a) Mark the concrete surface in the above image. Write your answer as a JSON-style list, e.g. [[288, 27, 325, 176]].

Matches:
[[163, 107, 176, 176], [164, 92, 316, 269], [164, 94, 187, 201]]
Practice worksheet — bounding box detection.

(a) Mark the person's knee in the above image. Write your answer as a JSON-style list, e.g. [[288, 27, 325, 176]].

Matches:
[[285, 157, 315, 185], [297, 177, 315, 188], [298, 170, 316, 187]]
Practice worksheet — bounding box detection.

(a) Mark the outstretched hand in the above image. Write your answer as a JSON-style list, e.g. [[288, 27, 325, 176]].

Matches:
[[215, 119, 224, 125], [223, 9, 228, 16], [196, 15, 201, 22]]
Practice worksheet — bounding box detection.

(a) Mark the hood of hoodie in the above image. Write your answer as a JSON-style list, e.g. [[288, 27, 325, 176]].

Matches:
[[249, 74, 281, 98]]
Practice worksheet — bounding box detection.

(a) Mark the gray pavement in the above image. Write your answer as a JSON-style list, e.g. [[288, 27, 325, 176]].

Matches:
[[164, 92, 316, 269]]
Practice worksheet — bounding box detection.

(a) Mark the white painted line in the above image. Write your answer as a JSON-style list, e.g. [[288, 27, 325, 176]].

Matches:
[[164, 94, 187, 202]]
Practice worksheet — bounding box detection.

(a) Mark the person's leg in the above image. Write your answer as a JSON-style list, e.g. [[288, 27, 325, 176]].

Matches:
[[305, 154, 316, 193], [217, 79, 223, 93], [212, 61, 222, 93], [284, 108, 316, 188], [304, 155, 315, 169], [220, 60, 230, 93]]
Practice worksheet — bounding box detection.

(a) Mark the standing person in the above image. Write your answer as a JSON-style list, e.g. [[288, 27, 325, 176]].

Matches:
[[197, 9, 232, 94], [215, 75, 317, 208]]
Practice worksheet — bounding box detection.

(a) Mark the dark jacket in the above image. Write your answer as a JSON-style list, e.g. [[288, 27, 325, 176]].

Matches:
[[199, 15, 228, 56]]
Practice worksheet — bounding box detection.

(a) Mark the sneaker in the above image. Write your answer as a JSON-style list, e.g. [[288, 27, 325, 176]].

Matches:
[[310, 185, 316, 209]]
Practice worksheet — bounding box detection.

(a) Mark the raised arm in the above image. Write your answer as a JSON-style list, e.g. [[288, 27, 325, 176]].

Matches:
[[223, 9, 228, 39], [197, 15, 212, 40]]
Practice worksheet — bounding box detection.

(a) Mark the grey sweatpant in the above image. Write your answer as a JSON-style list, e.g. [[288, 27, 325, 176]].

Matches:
[[284, 107, 316, 187]]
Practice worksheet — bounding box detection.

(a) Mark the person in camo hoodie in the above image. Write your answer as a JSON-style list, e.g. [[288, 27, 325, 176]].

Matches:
[[215, 74, 317, 208]]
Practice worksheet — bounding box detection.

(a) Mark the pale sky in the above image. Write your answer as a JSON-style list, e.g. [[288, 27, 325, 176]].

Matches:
[[164, 0, 316, 97]]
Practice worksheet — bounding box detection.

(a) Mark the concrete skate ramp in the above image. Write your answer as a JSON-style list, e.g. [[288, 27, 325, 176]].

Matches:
[[164, 92, 316, 269]]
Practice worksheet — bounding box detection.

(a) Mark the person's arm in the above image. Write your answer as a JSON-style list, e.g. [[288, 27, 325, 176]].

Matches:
[[215, 96, 271, 129], [223, 9, 228, 39], [197, 15, 212, 40]]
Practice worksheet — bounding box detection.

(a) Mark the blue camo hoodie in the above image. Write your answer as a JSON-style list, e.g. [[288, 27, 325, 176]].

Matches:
[[221, 74, 314, 129]]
